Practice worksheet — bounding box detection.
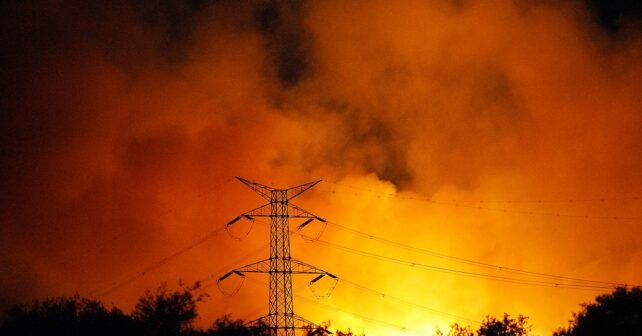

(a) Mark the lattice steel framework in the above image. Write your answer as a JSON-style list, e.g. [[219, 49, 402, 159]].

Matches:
[[220, 177, 334, 336]]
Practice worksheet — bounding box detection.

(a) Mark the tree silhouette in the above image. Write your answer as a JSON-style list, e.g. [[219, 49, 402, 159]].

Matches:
[[133, 283, 204, 336], [436, 314, 529, 336], [204, 315, 270, 336], [476, 314, 530, 336], [554, 286, 642, 336], [0, 295, 137, 336], [443, 323, 474, 336]]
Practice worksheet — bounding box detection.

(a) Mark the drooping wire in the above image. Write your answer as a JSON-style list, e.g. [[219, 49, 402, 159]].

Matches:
[[322, 180, 641, 220], [217, 275, 246, 297], [101, 178, 235, 246], [234, 242, 480, 330], [242, 276, 425, 335], [336, 276, 480, 325], [312, 239, 619, 291], [296, 220, 328, 242], [307, 275, 338, 299], [96, 225, 228, 298], [243, 219, 336, 298], [323, 180, 641, 204], [324, 220, 626, 287], [252, 213, 628, 291], [92, 178, 236, 295], [198, 244, 269, 292], [225, 218, 255, 240], [296, 293, 428, 335]]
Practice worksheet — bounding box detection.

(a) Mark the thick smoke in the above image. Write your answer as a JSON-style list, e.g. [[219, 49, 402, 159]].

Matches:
[[1, 0, 641, 334]]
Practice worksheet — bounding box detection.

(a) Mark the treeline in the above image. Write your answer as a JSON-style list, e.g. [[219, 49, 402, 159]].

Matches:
[[0, 285, 640, 335]]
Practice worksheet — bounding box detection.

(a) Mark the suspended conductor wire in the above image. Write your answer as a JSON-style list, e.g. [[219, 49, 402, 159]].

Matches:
[[242, 276, 424, 335], [243, 220, 620, 290], [93, 178, 237, 296], [321, 180, 641, 220], [324, 220, 628, 287], [239, 219, 337, 298], [296, 219, 328, 242], [307, 275, 338, 299], [322, 180, 641, 204], [217, 274, 246, 297], [198, 244, 269, 292], [296, 294, 428, 335], [225, 217, 255, 240], [313, 239, 618, 291], [336, 277, 480, 325], [96, 224, 227, 298], [259, 216, 626, 289], [237, 243, 480, 328]]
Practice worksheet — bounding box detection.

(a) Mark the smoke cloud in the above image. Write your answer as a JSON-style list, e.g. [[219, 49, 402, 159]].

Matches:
[[1, 0, 641, 334]]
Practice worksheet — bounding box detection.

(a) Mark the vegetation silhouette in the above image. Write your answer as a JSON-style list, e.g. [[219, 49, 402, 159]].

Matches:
[[437, 313, 530, 336], [1, 286, 641, 335], [0, 295, 139, 336], [554, 286, 642, 336], [133, 282, 204, 336]]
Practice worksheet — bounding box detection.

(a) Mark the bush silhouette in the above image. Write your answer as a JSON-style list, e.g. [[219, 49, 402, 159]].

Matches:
[[437, 314, 530, 336], [554, 286, 642, 336], [0, 295, 137, 336]]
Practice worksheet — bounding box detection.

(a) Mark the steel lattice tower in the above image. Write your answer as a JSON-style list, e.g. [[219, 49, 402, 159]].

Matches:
[[219, 177, 334, 336]]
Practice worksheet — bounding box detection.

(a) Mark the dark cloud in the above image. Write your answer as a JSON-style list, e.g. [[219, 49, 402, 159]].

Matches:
[[255, 0, 313, 88], [588, 0, 642, 32], [320, 99, 414, 188]]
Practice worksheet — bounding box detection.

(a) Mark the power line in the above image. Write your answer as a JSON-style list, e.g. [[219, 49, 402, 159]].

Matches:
[[101, 178, 234, 248], [295, 293, 428, 335], [312, 239, 617, 291], [96, 225, 227, 298], [242, 276, 426, 335], [322, 180, 641, 220], [198, 244, 270, 292], [256, 217, 623, 291], [94, 179, 236, 297], [333, 276, 480, 325], [322, 221, 627, 287], [323, 180, 641, 204]]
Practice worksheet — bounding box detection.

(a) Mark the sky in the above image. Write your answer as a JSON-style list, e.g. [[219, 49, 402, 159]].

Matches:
[[1, 0, 641, 335]]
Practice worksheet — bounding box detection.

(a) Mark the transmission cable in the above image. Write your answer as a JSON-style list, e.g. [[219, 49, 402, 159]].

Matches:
[[313, 239, 617, 291], [322, 180, 640, 220], [243, 276, 427, 335], [322, 221, 627, 287], [332, 276, 480, 325], [254, 218, 621, 291], [296, 293, 429, 335], [96, 224, 227, 298], [323, 180, 641, 204]]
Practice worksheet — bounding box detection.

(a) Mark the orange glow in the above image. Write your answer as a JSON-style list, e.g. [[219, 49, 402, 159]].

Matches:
[[1, 1, 641, 335]]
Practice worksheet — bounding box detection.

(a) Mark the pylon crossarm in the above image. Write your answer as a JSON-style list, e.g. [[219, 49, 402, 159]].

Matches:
[[225, 258, 334, 275], [294, 315, 333, 334], [290, 259, 335, 275], [246, 314, 330, 333], [245, 315, 267, 326], [236, 176, 274, 201], [231, 259, 272, 273], [226, 204, 271, 227], [244, 315, 272, 329], [288, 204, 327, 221], [286, 180, 322, 201], [243, 203, 272, 218]]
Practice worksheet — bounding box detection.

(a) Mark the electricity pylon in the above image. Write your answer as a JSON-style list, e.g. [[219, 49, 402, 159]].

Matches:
[[219, 177, 335, 336]]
